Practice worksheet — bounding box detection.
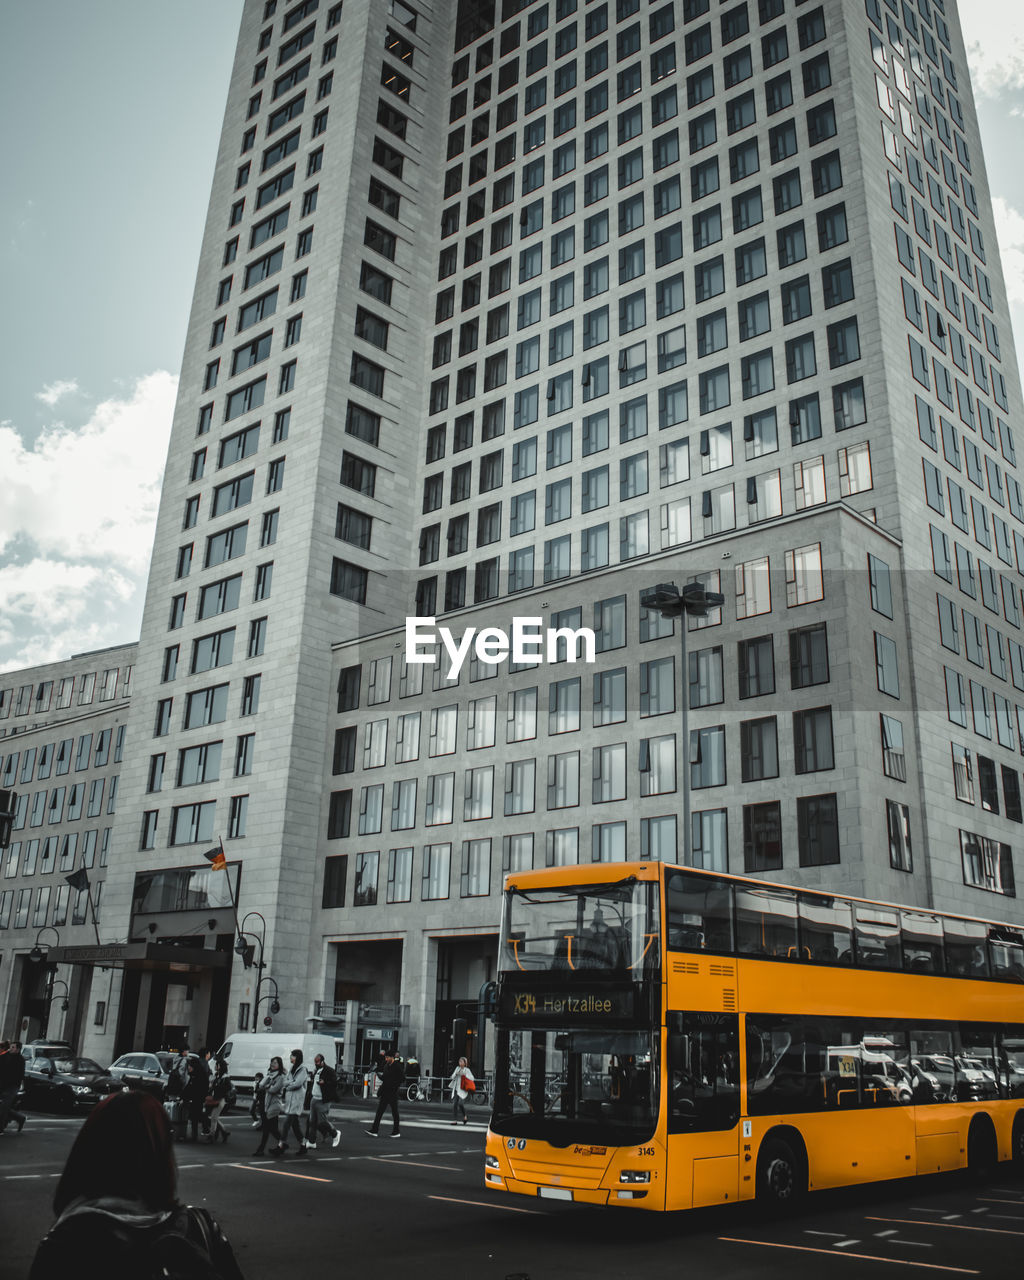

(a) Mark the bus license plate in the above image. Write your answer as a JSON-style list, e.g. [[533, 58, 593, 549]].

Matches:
[[538, 1188, 573, 1200]]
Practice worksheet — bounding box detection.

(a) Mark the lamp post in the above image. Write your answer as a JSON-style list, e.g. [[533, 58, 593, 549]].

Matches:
[[254, 977, 281, 1028], [28, 926, 61, 964], [44, 980, 70, 1039], [639, 581, 725, 865], [235, 912, 280, 1027]]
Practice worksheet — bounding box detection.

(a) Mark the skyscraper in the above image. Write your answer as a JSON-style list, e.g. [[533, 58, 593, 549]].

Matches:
[[4, 0, 1023, 1068]]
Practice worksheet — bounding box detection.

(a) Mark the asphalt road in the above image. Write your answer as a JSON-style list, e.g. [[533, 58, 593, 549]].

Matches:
[[3, 1098, 1022, 1280]]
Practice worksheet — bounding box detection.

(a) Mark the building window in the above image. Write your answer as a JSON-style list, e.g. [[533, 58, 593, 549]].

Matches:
[[887, 800, 913, 872], [797, 793, 840, 867], [322, 854, 348, 906], [960, 832, 1015, 897], [422, 843, 452, 900], [743, 801, 782, 872], [741, 717, 778, 782]]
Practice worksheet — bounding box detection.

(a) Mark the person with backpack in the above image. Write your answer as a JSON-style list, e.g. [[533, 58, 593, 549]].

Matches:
[[252, 1057, 285, 1157], [28, 1088, 245, 1280], [273, 1049, 309, 1156], [181, 1058, 209, 1143]]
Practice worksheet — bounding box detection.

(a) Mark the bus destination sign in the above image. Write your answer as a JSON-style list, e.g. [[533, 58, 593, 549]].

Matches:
[[499, 986, 636, 1022]]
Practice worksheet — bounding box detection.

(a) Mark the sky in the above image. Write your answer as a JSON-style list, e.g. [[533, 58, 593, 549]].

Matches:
[[1, 1, 1024, 674]]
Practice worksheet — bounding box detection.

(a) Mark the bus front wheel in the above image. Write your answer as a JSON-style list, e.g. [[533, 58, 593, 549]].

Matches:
[[756, 1136, 805, 1208]]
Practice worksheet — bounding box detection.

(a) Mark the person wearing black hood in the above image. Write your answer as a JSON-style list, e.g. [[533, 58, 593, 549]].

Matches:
[[29, 1088, 245, 1279]]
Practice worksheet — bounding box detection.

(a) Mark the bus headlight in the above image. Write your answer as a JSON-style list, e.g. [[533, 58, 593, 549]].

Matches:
[[485, 1155, 501, 1170], [618, 1170, 651, 1184]]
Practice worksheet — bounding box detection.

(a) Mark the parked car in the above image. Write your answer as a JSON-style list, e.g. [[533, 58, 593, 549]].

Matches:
[[21, 1041, 74, 1066], [21, 1052, 114, 1113], [107, 1051, 236, 1111]]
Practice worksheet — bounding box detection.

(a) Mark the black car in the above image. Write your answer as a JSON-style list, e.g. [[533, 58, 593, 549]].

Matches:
[[21, 1052, 114, 1113]]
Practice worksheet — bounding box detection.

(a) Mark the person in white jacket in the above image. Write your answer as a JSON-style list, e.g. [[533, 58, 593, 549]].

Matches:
[[447, 1056, 474, 1125], [273, 1050, 309, 1157]]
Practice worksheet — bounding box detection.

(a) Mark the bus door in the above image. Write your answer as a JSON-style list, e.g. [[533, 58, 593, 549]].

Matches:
[[665, 1012, 740, 1210]]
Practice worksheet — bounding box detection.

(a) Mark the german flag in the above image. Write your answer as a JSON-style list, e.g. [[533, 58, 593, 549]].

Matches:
[[204, 844, 227, 871]]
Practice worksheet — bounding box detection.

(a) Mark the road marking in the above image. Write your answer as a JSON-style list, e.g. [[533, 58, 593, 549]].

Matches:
[[232, 1164, 332, 1183], [834, 1240, 861, 1249], [368, 1157, 460, 1171], [5, 1175, 43, 1180], [872, 1229, 932, 1248], [427, 1194, 543, 1216], [806, 1230, 848, 1238], [977, 1198, 1024, 1206], [719, 1238, 979, 1273], [867, 1216, 1024, 1238]]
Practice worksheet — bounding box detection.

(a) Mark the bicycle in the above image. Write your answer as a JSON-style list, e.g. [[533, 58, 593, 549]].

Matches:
[[406, 1075, 434, 1102], [469, 1072, 492, 1105]]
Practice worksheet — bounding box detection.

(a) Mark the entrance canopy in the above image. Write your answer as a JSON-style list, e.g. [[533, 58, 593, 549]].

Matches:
[[47, 942, 228, 974]]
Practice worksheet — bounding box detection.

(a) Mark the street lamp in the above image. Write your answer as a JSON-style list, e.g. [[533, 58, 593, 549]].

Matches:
[[255, 977, 281, 1027], [639, 581, 725, 866], [28, 926, 61, 964], [234, 911, 266, 974], [44, 980, 70, 1038], [236, 912, 281, 1026]]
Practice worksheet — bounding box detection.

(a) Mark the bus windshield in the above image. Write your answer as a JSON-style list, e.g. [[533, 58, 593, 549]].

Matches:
[[499, 877, 660, 973], [492, 1027, 659, 1146]]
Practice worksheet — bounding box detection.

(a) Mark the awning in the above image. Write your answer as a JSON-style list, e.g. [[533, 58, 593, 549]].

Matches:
[[46, 942, 229, 973]]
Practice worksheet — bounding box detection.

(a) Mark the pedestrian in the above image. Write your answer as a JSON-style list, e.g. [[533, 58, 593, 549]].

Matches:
[[205, 1060, 232, 1144], [252, 1057, 285, 1157], [249, 1071, 266, 1129], [28, 1088, 245, 1280], [198, 1047, 216, 1137], [365, 1048, 404, 1139], [168, 1046, 191, 1099], [0, 1039, 27, 1134], [273, 1049, 309, 1156], [305, 1053, 341, 1150], [181, 1059, 208, 1143], [447, 1056, 475, 1126]]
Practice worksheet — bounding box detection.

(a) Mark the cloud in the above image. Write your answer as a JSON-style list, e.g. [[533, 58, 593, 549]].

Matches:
[[991, 196, 1024, 306], [0, 372, 177, 672], [34, 378, 79, 407], [961, 9, 1024, 97]]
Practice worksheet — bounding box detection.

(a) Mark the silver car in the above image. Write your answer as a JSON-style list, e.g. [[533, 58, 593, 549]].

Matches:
[[107, 1050, 194, 1099]]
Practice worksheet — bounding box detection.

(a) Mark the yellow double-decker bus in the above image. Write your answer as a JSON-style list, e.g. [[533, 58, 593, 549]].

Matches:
[[483, 861, 1024, 1210]]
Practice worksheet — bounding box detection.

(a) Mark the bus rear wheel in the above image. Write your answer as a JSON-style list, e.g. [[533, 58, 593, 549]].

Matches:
[[756, 1137, 805, 1208], [966, 1116, 997, 1180]]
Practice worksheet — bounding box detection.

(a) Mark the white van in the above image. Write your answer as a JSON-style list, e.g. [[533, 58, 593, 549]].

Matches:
[[217, 1033, 340, 1096]]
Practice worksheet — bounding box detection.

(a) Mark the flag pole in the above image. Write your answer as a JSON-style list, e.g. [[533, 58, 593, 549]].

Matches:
[[64, 869, 101, 946], [86, 884, 101, 947], [205, 837, 241, 941]]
